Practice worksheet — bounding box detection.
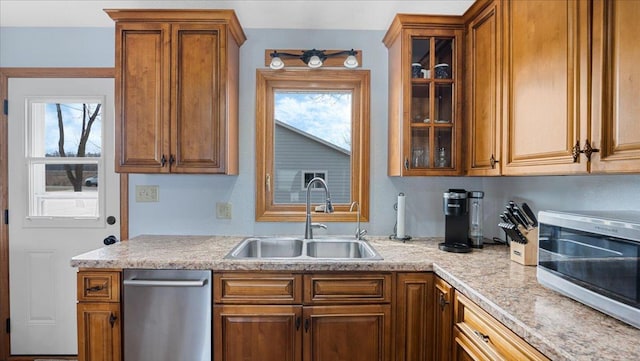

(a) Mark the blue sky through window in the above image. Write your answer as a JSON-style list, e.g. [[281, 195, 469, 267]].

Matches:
[[43, 103, 101, 156]]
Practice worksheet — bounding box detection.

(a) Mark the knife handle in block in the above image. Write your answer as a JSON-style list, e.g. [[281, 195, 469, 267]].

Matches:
[[510, 227, 539, 266]]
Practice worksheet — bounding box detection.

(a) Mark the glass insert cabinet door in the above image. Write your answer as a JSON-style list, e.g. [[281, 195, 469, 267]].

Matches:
[[409, 36, 456, 171]]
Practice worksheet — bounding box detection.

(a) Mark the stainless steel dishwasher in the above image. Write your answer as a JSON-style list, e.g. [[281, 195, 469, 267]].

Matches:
[[123, 269, 212, 361]]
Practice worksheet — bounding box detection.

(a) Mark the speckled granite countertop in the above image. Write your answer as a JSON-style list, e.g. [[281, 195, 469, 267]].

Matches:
[[71, 235, 640, 361]]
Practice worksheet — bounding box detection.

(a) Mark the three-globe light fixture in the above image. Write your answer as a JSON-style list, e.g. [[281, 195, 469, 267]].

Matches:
[[269, 49, 359, 69]]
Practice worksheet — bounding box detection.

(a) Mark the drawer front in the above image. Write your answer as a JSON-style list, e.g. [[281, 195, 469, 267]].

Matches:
[[454, 292, 549, 361], [452, 326, 492, 361], [304, 273, 392, 304], [77, 271, 121, 302], [214, 273, 302, 304]]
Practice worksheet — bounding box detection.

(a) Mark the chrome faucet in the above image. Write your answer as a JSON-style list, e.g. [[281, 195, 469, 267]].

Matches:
[[305, 177, 334, 239], [350, 201, 367, 240]]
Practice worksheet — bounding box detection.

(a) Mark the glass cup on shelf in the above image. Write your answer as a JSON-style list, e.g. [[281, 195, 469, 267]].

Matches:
[[412, 148, 424, 168], [436, 147, 448, 168]]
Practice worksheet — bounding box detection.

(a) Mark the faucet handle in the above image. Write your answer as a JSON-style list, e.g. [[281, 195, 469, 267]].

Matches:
[[311, 223, 327, 230], [325, 199, 334, 213], [355, 228, 367, 240]]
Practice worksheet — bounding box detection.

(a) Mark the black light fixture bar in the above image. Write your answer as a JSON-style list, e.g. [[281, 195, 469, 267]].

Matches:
[[269, 49, 359, 69]]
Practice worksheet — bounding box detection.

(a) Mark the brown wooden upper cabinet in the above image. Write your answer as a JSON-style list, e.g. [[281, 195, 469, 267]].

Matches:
[[464, 0, 503, 176], [500, 0, 590, 175], [384, 15, 465, 176], [474, 0, 640, 176], [590, 0, 640, 173], [105, 10, 246, 174]]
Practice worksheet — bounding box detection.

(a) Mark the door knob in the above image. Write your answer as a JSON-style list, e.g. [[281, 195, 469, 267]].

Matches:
[[103, 235, 119, 245]]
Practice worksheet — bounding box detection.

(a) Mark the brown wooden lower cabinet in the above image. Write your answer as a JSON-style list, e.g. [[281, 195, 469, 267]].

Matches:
[[304, 304, 391, 361], [453, 291, 550, 361], [213, 272, 392, 361], [395, 273, 434, 361], [434, 276, 453, 361], [75, 269, 551, 361], [77, 302, 121, 361], [76, 270, 121, 361], [214, 305, 302, 361]]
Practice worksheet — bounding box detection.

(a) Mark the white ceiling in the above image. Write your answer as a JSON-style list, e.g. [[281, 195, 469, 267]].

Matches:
[[0, 1, 475, 30]]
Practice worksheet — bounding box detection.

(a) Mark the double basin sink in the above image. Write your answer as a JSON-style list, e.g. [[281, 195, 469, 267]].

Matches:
[[225, 237, 383, 260]]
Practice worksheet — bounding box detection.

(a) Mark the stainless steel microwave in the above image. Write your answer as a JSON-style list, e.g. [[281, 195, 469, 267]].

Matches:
[[537, 210, 640, 329]]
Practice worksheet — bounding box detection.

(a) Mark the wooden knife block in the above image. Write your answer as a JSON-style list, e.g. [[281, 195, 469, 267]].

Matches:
[[510, 227, 538, 266]]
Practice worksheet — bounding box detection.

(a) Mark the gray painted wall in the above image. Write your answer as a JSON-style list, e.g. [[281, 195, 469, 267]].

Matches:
[[2, 26, 639, 240]]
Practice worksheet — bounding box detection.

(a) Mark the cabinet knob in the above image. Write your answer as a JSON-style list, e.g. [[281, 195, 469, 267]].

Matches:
[[169, 154, 176, 165], [490, 154, 499, 168], [304, 318, 310, 333], [161, 154, 167, 167], [295, 317, 301, 331], [404, 158, 409, 170], [580, 140, 600, 162], [572, 140, 600, 162], [109, 313, 117, 328], [439, 292, 450, 310]]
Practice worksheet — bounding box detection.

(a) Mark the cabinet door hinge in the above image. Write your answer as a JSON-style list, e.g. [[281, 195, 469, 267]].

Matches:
[[5, 318, 10, 333], [3, 209, 7, 225], [3, 99, 7, 116]]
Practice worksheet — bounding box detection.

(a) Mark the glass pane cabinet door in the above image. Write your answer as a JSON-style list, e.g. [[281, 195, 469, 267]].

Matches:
[[383, 14, 463, 176], [434, 38, 453, 79], [409, 35, 456, 171], [411, 38, 431, 78], [411, 128, 431, 169], [435, 128, 453, 168], [411, 84, 430, 123]]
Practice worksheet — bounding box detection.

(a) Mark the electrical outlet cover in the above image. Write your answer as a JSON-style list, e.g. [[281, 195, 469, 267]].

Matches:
[[216, 202, 232, 219], [135, 185, 159, 202]]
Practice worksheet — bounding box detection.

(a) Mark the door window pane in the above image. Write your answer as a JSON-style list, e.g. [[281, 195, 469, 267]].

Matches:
[[27, 100, 103, 217]]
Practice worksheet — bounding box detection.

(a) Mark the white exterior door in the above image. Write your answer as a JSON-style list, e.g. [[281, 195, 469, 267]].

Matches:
[[7, 78, 118, 354]]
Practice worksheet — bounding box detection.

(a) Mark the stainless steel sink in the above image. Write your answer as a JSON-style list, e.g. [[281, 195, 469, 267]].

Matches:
[[225, 237, 304, 259], [225, 237, 383, 260], [306, 239, 381, 259]]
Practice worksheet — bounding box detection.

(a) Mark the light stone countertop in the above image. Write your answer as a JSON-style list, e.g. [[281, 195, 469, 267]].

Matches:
[[71, 235, 640, 361]]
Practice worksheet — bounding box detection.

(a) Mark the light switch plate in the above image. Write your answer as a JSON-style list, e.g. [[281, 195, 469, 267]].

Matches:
[[135, 185, 159, 202], [216, 202, 232, 219]]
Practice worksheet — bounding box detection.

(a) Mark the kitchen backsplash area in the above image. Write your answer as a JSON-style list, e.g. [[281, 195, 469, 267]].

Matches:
[[2, 26, 638, 240]]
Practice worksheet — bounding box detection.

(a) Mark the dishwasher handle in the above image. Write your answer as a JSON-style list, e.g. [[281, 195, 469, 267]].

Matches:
[[123, 278, 208, 287]]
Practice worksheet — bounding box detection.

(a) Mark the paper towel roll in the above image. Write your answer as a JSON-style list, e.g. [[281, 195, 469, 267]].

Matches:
[[397, 193, 405, 238]]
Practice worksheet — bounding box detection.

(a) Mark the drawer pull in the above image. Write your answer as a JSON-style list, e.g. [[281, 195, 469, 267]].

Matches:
[[86, 285, 105, 292], [473, 329, 490, 343], [296, 317, 301, 331], [304, 318, 310, 333]]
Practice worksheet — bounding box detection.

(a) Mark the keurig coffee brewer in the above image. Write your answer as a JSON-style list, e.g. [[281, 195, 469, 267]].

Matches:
[[439, 189, 472, 253]]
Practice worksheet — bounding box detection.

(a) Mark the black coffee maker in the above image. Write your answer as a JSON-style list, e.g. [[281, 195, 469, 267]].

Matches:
[[439, 189, 472, 253]]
